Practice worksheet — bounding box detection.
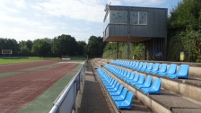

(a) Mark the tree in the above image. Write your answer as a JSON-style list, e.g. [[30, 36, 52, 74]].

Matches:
[[31, 39, 52, 56], [52, 34, 78, 56], [19, 41, 32, 56], [87, 36, 105, 57], [168, 0, 201, 62], [77, 41, 87, 55]]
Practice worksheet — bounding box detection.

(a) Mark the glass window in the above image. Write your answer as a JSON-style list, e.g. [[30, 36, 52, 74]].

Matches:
[[130, 11, 138, 25], [130, 11, 147, 25], [110, 10, 128, 24], [139, 12, 147, 25]]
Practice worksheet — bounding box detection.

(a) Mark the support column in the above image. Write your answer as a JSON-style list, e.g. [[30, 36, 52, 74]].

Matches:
[[127, 7, 131, 59], [127, 35, 130, 59], [145, 42, 147, 60], [117, 42, 119, 59], [164, 37, 167, 61]]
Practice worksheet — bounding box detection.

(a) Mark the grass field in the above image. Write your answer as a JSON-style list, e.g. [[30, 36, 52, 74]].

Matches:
[[0, 59, 41, 64], [0, 56, 86, 64]]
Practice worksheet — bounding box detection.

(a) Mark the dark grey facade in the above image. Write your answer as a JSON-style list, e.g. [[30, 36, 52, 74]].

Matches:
[[103, 5, 168, 60]]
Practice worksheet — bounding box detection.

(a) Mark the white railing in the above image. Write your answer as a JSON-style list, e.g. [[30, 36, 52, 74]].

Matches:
[[49, 60, 87, 113]]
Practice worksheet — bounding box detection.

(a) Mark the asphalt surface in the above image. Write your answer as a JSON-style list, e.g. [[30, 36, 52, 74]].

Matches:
[[77, 62, 111, 113]]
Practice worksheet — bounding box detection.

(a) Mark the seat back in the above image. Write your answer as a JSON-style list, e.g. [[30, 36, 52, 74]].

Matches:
[[123, 71, 128, 77], [146, 63, 153, 70], [133, 73, 140, 81], [167, 64, 177, 74], [125, 71, 131, 78], [114, 82, 120, 89], [137, 62, 143, 70], [152, 63, 160, 71], [144, 76, 152, 86], [121, 88, 128, 98], [125, 92, 134, 105], [108, 78, 115, 84], [142, 62, 148, 69], [133, 62, 139, 69], [151, 78, 162, 91], [130, 61, 135, 68], [137, 74, 145, 84], [158, 64, 167, 73], [128, 72, 135, 79], [111, 80, 117, 87], [117, 85, 124, 93], [177, 64, 189, 78], [120, 70, 125, 76]]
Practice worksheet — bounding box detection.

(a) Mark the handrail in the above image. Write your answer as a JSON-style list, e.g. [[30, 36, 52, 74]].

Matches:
[[49, 60, 87, 113]]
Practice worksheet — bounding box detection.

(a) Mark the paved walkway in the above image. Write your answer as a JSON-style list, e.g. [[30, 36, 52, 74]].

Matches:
[[77, 62, 112, 113]]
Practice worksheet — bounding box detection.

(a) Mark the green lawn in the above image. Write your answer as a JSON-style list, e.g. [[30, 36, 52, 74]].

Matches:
[[0, 57, 85, 64], [0, 59, 40, 64]]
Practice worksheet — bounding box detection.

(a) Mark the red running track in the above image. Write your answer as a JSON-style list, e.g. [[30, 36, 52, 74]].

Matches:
[[0, 61, 79, 113]]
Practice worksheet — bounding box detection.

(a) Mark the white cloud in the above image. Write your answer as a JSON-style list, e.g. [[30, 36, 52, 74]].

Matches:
[[34, 0, 106, 23]]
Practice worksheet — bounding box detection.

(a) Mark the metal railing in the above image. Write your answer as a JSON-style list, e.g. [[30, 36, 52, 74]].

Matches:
[[49, 60, 87, 113]]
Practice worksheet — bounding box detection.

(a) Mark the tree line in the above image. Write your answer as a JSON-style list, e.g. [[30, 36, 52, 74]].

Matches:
[[168, 0, 201, 62], [0, 34, 105, 58]]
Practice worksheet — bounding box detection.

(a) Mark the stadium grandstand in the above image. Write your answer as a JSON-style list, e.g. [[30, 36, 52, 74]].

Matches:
[[69, 5, 201, 113], [51, 5, 201, 113]]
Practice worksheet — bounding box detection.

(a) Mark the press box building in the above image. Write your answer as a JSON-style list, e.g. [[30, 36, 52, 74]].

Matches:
[[103, 5, 168, 60]]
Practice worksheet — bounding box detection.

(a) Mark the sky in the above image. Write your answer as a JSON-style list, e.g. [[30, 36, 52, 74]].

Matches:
[[0, 0, 182, 43]]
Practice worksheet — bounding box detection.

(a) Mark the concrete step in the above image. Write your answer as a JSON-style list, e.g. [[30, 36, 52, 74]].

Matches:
[[76, 61, 112, 113]]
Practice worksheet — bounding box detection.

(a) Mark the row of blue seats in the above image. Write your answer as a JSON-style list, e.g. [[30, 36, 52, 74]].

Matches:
[[104, 64, 162, 94], [111, 60, 189, 79], [96, 67, 134, 109]]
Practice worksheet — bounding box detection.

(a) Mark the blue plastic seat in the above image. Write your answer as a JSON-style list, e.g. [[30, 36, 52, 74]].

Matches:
[[106, 80, 117, 89], [115, 92, 134, 109], [140, 62, 148, 72], [109, 85, 124, 93], [147, 63, 159, 74], [130, 74, 145, 86], [132, 62, 139, 70], [141, 78, 162, 94], [129, 61, 135, 69], [112, 88, 128, 101], [109, 85, 124, 96], [107, 82, 120, 92], [122, 71, 131, 81], [135, 76, 152, 89], [167, 64, 189, 79], [136, 62, 143, 71], [158, 64, 177, 77], [120, 70, 127, 79], [151, 64, 167, 75], [144, 63, 153, 73], [125, 72, 135, 83], [120, 70, 126, 77], [128, 73, 139, 84], [103, 78, 114, 86]]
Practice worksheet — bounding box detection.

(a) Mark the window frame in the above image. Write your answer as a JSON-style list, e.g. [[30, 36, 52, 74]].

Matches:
[[130, 11, 147, 25]]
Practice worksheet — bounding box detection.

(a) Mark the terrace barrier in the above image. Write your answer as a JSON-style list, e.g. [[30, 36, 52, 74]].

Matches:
[[49, 60, 87, 113]]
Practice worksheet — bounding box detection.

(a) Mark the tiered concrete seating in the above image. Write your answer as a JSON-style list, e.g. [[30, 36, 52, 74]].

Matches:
[[105, 64, 162, 95], [107, 59, 201, 113], [96, 67, 134, 110]]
